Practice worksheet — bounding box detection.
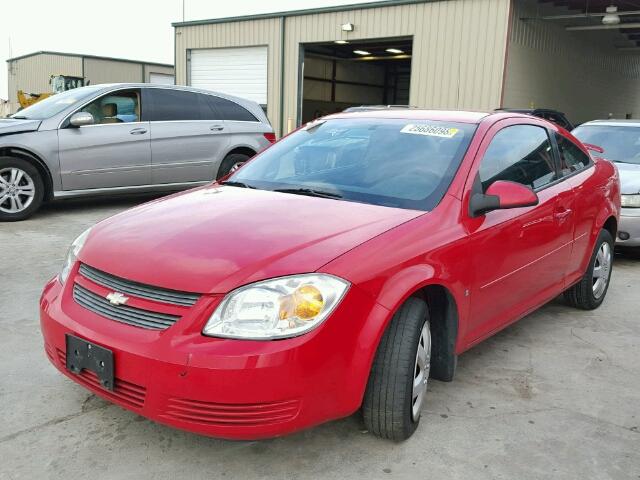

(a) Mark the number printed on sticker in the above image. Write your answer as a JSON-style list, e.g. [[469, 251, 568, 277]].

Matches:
[[401, 124, 460, 138]]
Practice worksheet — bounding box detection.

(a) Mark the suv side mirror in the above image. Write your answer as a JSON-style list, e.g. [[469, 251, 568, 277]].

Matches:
[[69, 111, 94, 127], [470, 180, 539, 217]]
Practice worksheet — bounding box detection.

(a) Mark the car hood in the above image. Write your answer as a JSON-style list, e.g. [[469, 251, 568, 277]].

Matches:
[[80, 185, 423, 294], [0, 118, 42, 136], [616, 162, 640, 194]]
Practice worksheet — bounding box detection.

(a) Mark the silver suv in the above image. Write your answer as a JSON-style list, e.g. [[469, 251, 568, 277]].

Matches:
[[0, 84, 274, 221]]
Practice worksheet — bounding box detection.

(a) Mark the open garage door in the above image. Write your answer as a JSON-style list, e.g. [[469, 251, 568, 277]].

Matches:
[[300, 37, 412, 124], [189, 46, 268, 107]]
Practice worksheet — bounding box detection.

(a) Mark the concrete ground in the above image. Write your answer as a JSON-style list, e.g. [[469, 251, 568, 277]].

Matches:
[[1, 196, 639, 480]]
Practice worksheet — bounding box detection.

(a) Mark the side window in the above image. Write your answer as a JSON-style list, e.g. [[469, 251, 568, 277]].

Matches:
[[479, 125, 556, 191], [148, 89, 202, 121], [81, 89, 140, 124], [555, 133, 591, 176], [208, 96, 258, 122]]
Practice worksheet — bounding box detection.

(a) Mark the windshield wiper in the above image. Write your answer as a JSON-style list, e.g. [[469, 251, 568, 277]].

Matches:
[[273, 187, 343, 199], [220, 181, 256, 189], [10, 115, 28, 119]]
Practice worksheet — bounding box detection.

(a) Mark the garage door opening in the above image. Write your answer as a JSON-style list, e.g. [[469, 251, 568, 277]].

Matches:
[[300, 37, 412, 124]]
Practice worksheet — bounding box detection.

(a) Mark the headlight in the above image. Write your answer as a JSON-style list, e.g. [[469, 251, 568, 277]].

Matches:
[[59, 227, 92, 284], [203, 274, 350, 340], [621, 194, 640, 208]]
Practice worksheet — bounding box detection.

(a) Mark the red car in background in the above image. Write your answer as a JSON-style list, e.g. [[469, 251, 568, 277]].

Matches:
[[40, 110, 620, 441]]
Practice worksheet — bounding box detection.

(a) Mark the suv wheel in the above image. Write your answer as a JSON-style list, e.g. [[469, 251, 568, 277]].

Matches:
[[217, 153, 252, 179], [564, 229, 614, 310], [0, 156, 44, 222], [362, 296, 431, 441]]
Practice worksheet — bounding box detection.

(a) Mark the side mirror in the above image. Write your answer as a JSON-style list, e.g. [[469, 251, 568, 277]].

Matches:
[[69, 111, 94, 127], [470, 180, 539, 217]]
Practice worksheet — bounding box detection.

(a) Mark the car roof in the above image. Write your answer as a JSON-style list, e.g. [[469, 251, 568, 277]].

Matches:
[[324, 109, 546, 125], [326, 109, 493, 124], [578, 119, 640, 128]]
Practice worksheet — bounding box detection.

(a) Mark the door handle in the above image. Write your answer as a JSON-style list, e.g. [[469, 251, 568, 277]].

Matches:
[[554, 208, 572, 220], [210, 124, 225, 131], [129, 127, 147, 135]]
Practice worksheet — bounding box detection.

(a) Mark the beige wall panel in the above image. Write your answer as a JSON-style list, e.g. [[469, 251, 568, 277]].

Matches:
[[175, 0, 510, 135], [84, 58, 142, 85], [7, 54, 82, 111], [504, 0, 640, 123]]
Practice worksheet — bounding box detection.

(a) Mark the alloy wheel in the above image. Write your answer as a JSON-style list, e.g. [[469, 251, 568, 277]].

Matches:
[[412, 321, 431, 421], [0, 167, 36, 214], [592, 241, 612, 299]]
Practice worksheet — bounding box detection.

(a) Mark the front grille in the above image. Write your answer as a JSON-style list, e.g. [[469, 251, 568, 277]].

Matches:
[[162, 397, 301, 427], [78, 263, 201, 307], [55, 349, 146, 409], [73, 283, 180, 330]]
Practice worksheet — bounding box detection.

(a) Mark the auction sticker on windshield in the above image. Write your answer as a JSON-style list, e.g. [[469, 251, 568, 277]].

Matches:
[[401, 124, 460, 138]]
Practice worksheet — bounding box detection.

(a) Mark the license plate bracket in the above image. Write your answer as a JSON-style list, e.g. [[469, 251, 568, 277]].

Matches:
[[65, 334, 114, 391]]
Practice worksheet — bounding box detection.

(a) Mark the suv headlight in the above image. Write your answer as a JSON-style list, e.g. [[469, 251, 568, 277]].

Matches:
[[203, 274, 350, 340], [59, 227, 92, 284], [621, 194, 640, 208]]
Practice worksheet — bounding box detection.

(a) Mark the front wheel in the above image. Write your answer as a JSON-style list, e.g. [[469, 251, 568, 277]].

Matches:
[[216, 153, 252, 180], [362, 296, 431, 441], [564, 229, 614, 310], [0, 156, 44, 222]]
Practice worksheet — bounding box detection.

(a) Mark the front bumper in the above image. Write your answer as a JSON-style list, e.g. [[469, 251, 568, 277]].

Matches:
[[40, 271, 387, 439], [617, 207, 640, 247]]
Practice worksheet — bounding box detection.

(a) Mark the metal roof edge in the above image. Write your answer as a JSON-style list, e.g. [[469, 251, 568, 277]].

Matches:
[[172, 0, 430, 27], [6, 50, 173, 68]]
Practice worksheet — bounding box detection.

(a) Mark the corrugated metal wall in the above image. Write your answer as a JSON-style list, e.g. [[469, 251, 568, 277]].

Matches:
[[7, 54, 82, 111], [175, 0, 511, 136], [503, 0, 640, 123], [84, 58, 143, 85]]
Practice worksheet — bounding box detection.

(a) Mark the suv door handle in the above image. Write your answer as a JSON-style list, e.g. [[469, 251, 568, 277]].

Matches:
[[210, 124, 225, 131], [129, 127, 147, 135]]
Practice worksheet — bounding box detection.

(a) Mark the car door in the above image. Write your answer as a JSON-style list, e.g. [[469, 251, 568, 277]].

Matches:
[[145, 88, 230, 184], [57, 88, 151, 190], [462, 121, 575, 343], [553, 131, 598, 286]]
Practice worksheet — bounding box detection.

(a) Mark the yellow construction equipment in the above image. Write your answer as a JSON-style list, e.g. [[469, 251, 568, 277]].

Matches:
[[16, 75, 89, 110]]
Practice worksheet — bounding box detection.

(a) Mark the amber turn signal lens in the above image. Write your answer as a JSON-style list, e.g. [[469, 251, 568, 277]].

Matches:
[[293, 285, 324, 319]]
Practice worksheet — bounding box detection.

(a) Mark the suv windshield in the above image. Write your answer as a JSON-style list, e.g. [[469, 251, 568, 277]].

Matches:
[[229, 118, 476, 210], [10, 86, 103, 120], [572, 125, 640, 165]]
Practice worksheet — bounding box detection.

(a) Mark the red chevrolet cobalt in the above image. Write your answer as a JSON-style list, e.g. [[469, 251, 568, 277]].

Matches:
[[40, 110, 620, 441]]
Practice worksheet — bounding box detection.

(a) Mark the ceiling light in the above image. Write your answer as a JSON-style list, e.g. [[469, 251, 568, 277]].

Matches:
[[341, 23, 354, 31], [602, 5, 621, 25], [353, 50, 371, 55], [334, 40, 349, 44], [385, 48, 404, 54]]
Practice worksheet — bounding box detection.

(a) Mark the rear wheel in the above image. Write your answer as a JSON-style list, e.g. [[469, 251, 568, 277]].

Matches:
[[0, 156, 44, 222], [362, 296, 431, 441], [564, 229, 614, 310], [217, 153, 252, 180]]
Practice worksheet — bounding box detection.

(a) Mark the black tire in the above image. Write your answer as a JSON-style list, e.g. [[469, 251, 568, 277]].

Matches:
[[362, 296, 430, 441], [216, 153, 252, 180], [0, 156, 44, 222], [564, 229, 614, 310]]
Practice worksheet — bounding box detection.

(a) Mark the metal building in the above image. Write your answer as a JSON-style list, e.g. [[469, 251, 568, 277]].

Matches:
[[6, 51, 175, 113], [173, 0, 640, 136]]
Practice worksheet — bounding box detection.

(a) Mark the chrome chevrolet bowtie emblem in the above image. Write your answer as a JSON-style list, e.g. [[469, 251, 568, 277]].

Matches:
[[106, 292, 129, 306]]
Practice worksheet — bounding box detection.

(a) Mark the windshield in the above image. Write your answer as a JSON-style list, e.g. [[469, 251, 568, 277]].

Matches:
[[10, 86, 103, 120], [229, 118, 476, 211], [572, 125, 640, 165]]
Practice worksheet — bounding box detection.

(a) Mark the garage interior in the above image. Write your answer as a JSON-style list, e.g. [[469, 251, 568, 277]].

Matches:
[[300, 37, 412, 123]]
